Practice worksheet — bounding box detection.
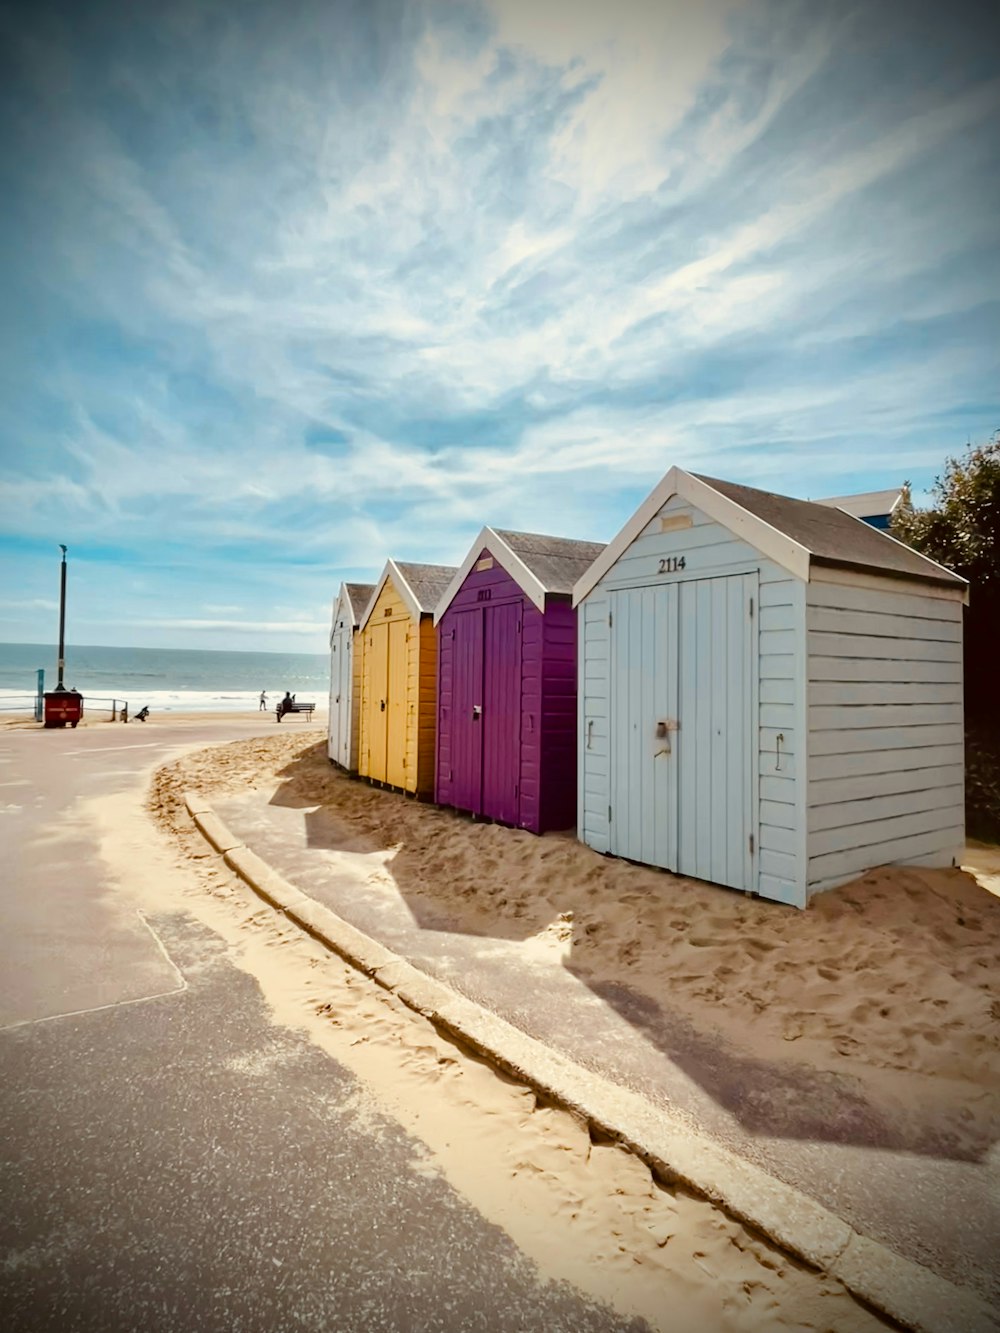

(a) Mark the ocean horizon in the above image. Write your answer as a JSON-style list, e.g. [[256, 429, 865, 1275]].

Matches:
[[0, 642, 329, 714]]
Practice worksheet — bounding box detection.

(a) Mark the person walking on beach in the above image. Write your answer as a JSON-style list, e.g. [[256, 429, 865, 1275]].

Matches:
[[259, 690, 267, 711]]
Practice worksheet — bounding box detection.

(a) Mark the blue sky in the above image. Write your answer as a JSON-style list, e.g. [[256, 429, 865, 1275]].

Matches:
[[1, 0, 997, 652]]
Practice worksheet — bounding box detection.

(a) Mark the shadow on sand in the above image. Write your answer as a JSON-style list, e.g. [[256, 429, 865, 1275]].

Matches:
[[263, 742, 1000, 1164]]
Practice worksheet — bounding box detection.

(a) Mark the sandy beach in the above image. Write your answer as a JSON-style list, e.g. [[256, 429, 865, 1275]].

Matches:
[[152, 731, 1000, 1098]]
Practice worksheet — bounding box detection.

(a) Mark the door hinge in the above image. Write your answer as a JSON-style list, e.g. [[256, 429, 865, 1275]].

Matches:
[[749, 597, 754, 619], [608, 804, 613, 823], [608, 611, 613, 628], [748, 833, 755, 854]]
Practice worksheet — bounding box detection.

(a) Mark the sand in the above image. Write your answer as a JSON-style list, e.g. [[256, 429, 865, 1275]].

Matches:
[[152, 732, 1000, 1099], [98, 725, 895, 1332]]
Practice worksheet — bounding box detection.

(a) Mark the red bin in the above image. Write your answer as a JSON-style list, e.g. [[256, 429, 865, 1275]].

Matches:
[[44, 690, 83, 729]]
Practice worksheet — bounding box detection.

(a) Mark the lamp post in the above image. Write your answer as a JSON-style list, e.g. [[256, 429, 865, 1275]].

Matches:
[[57, 544, 68, 689]]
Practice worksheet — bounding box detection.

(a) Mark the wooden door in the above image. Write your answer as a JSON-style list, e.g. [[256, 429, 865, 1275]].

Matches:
[[609, 584, 678, 870], [327, 628, 341, 763], [450, 609, 484, 814], [330, 619, 352, 767], [676, 573, 756, 892], [386, 618, 408, 789], [481, 601, 521, 825], [609, 573, 757, 892], [367, 623, 389, 781]]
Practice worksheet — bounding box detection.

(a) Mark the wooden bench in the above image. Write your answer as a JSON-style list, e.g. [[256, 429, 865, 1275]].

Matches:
[[276, 701, 316, 721]]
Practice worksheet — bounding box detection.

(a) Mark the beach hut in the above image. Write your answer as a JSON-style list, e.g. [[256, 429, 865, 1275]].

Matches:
[[357, 560, 458, 796], [327, 580, 375, 772], [434, 528, 606, 833], [573, 468, 968, 908]]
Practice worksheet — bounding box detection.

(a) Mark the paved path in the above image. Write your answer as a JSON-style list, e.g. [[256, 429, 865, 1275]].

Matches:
[[215, 784, 1000, 1309], [0, 722, 640, 1333]]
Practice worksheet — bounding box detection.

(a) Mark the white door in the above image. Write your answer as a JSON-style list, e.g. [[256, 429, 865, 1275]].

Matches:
[[337, 626, 352, 767], [328, 616, 352, 766], [609, 573, 757, 892]]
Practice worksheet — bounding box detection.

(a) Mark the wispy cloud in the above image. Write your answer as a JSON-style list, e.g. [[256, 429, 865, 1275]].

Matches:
[[1, 0, 997, 649]]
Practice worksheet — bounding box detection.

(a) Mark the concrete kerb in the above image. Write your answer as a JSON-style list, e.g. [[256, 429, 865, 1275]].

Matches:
[[181, 791, 999, 1333]]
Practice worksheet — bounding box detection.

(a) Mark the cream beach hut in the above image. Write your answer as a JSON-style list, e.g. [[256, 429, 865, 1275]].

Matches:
[[573, 469, 968, 908], [357, 560, 457, 796], [328, 581, 375, 772]]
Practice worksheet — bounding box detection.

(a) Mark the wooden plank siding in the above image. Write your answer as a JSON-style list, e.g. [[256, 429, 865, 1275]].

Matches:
[[579, 596, 611, 852], [804, 579, 964, 893], [417, 615, 437, 798], [539, 601, 577, 832]]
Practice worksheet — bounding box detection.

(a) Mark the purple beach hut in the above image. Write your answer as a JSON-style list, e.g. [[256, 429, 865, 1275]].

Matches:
[[433, 528, 605, 834]]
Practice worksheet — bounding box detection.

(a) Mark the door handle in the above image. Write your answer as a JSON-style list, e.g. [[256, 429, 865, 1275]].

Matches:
[[587, 719, 594, 749], [380, 699, 386, 712], [472, 705, 482, 721]]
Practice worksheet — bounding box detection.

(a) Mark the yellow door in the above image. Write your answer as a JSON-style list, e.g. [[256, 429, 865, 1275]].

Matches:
[[386, 618, 408, 788], [367, 623, 389, 782]]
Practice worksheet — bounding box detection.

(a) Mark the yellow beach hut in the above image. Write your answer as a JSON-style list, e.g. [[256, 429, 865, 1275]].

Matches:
[[357, 559, 458, 796]]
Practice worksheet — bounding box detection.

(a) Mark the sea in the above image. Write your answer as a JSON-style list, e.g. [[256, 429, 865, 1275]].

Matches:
[[0, 642, 329, 714]]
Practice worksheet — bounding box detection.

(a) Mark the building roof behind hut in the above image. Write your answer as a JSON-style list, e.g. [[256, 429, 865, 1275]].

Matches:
[[813, 487, 903, 520], [395, 561, 460, 613], [492, 529, 607, 595]]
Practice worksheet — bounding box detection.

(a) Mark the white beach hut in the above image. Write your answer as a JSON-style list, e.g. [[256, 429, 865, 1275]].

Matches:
[[573, 469, 968, 908], [328, 580, 375, 772]]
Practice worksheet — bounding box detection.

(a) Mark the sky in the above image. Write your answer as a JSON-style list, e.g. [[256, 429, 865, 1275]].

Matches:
[[0, 0, 997, 653]]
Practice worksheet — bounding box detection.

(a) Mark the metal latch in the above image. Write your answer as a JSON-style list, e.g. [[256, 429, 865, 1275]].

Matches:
[[472, 704, 482, 720], [654, 718, 680, 755]]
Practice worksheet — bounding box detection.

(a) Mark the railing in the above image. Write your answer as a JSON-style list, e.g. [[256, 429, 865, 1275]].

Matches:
[[0, 694, 130, 722], [0, 695, 41, 717], [81, 696, 132, 722]]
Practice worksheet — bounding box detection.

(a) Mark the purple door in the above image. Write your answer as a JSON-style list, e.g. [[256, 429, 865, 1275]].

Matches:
[[451, 609, 484, 815], [482, 601, 521, 824]]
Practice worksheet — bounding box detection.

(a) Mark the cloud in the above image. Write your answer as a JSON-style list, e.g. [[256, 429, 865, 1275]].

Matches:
[[1, 0, 997, 649]]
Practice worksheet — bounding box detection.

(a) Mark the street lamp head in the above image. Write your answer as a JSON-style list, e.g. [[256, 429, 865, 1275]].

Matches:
[[59, 544, 67, 556]]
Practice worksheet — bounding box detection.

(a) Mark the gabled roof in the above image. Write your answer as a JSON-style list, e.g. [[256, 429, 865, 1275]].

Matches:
[[359, 559, 459, 630], [332, 581, 375, 630], [572, 468, 967, 605], [813, 488, 904, 521], [434, 527, 606, 622]]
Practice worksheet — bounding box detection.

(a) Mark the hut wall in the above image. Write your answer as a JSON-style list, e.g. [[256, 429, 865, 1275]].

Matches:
[[805, 578, 965, 894]]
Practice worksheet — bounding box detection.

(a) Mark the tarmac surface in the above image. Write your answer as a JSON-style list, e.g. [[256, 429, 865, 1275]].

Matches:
[[0, 718, 644, 1333], [205, 763, 1000, 1330]]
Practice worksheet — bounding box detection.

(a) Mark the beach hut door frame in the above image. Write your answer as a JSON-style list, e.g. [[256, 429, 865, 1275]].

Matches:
[[608, 571, 758, 893], [450, 601, 522, 823]]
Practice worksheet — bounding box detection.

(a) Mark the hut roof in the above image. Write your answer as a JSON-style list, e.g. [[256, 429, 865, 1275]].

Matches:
[[395, 562, 461, 613], [344, 582, 375, 624], [359, 559, 459, 629], [491, 530, 607, 594], [573, 468, 967, 605], [434, 527, 606, 622]]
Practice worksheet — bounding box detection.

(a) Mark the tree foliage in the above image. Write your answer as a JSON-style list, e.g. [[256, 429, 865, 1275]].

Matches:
[[892, 436, 1000, 600], [892, 436, 1000, 834]]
